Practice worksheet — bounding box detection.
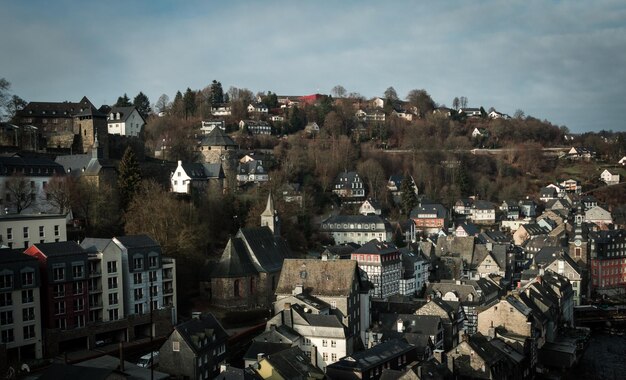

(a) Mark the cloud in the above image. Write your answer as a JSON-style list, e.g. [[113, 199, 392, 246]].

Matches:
[[1, 0, 625, 132]]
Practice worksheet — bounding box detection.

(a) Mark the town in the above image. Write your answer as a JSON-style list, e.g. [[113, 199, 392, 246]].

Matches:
[[0, 83, 625, 380]]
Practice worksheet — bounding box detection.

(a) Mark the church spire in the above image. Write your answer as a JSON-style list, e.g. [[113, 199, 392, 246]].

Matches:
[[261, 192, 280, 236]]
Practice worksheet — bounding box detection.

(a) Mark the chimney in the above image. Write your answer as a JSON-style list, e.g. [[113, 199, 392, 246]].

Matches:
[[397, 319, 404, 333], [311, 345, 318, 368], [433, 349, 444, 364], [220, 364, 228, 373], [284, 303, 291, 310], [257, 353, 265, 363], [293, 284, 303, 295], [119, 342, 125, 372]]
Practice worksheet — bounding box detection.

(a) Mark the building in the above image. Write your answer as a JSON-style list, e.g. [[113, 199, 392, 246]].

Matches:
[[352, 240, 401, 299], [236, 160, 269, 184], [106, 106, 145, 137], [410, 203, 448, 234], [359, 199, 382, 216], [55, 136, 116, 189], [470, 200, 496, 224], [320, 215, 392, 245], [584, 205, 613, 226], [198, 126, 238, 164], [170, 160, 225, 195], [332, 170, 365, 204], [251, 346, 325, 379], [200, 120, 225, 134], [210, 196, 291, 309], [0, 214, 67, 249], [274, 258, 370, 347], [325, 339, 418, 380], [589, 229, 626, 294], [239, 120, 272, 135], [158, 313, 228, 380], [445, 333, 513, 380], [415, 298, 465, 351], [0, 156, 66, 214], [0, 249, 43, 363]]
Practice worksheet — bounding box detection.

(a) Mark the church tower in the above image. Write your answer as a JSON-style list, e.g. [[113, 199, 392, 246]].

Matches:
[[261, 192, 280, 236], [569, 211, 589, 267]]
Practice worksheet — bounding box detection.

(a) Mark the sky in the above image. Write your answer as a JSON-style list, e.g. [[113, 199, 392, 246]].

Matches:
[[1, 0, 626, 133]]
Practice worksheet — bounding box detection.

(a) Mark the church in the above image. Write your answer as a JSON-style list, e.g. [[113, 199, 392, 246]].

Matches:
[[210, 194, 293, 309]]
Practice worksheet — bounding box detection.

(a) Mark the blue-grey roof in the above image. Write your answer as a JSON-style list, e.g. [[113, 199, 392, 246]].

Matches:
[[328, 339, 415, 371]]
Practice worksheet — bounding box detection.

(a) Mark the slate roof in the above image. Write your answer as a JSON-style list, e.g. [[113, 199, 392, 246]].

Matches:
[[354, 239, 399, 255], [238, 160, 266, 175], [212, 227, 291, 277], [377, 313, 442, 336], [17, 96, 94, 118], [473, 200, 495, 210], [322, 214, 389, 230], [333, 170, 362, 190], [261, 346, 324, 379], [410, 203, 447, 219], [521, 223, 548, 235], [0, 248, 38, 264], [328, 339, 415, 371], [276, 259, 359, 296], [200, 126, 237, 147], [108, 106, 144, 123], [175, 313, 228, 355], [32, 241, 86, 257], [80, 237, 112, 253], [255, 325, 300, 344], [182, 162, 224, 179], [36, 363, 114, 380], [0, 156, 65, 177], [115, 235, 162, 255], [244, 341, 292, 362]]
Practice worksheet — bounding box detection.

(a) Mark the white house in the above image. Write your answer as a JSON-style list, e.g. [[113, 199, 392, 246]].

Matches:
[[619, 156, 626, 166], [371, 97, 385, 108], [0, 213, 67, 250], [210, 105, 231, 116], [359, 199, 381, 216], [107, 106, 145, 137], [470, 200, 496, 224], [488, 110, 510, 119], [170, 160, 224, 194], [200, 120, 225, 134], [247, 103, 269, 114], [600, 169, 620, 185], [585, 205, 613, 226]]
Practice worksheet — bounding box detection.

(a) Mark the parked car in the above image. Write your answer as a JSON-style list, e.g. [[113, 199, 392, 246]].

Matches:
[[137, 351, 159, 368]]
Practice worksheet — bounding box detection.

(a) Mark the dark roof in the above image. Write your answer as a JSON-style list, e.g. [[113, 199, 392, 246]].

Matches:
[[80, 238, 112, 253], [334, 170, 362, 189], [200, 126, 237, 147], [328, 339, 415, 371], [182, 162, 224, 179], [36, 362, 113, 380], [473, 200, 495, 210], [108, 106, 144, 123], [0, 248, 38, 264], [0, 156, 65, 177], [262, 346, 324, 379], [115, 235, 160, 250], [212, 227, 292, 278], [410, 203, 447, 219], [32, 241, 86, 257], [175, 313, 228, 354], [354, 240, 399, 255], [244, 341, 292, 361], [16, 96, 94, 118], [303, 313, 345, 328]]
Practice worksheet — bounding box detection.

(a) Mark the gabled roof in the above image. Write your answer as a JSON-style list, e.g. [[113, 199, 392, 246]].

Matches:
[[107, 106, 145, 123], [174, 313, 228, 354], [260, 346, 324, 379], [0, 248, 38, 265], [0, 156, 65, 177], [354, 239, 399, 255], [276, 259, 360, 296], [114, 235, 162, 256], [181, 162, 224, 179], [328, 339, 415, 371], [17, 96, 94, 118], [410, 203, 447, 219], [31, 241, 86, 257]]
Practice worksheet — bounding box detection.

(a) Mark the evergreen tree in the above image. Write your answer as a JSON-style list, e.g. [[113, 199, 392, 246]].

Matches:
[[400, 176, 418, 216], [171, 91, 184, 117], [115, 93, 132, 107], [118, 146, 141, 211], [210, 80, 224, 105], [183, 88, 196, 119], [133, 91, 151, 118]]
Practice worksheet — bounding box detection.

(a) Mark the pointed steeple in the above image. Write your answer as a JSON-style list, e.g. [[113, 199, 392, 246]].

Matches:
[[261, 192, 280, 236]]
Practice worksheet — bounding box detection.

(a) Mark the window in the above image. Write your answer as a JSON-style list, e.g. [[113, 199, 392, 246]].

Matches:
[[322, 339, 327, 347], [134, 303, 144, 314], [0, 293, 11, 307], [0, 311, 13, 327], [172, 341, 180, 352], [54, 301, 66, 315], [74, 298, 84, 311], [55, 318, 66, 329], [149, 271, 157, 282], [23, 325, 36, 339], [331, 301, 337, 309], [134, 288, 144, 301], [39, 226, 44, 238], [331, 340, 336, 348], [133, 257, 143, 270], [133, 273, 142, 285], [53, 284, 65, 298], [323, 353, 328, 362], [0, 274, 12, 289], [75, 315, 85, 328], [1, 329, 14, 343], [149, 256, 158, 268], [72, 264, 84, 279], [108, 293, 118, 305], [6, 228, 12, 240], [107, 277, 118, 289], [23, 226, 29, 238], [52, 267, 65, 281], [21, 289, 33, 304], [332, 353, 337, 361], [54, 225, 60, 236], [22, 307, 35, 322], [107, 261, 117, 274], [150, 285, 158, 297], [108, 308, 119, 321]]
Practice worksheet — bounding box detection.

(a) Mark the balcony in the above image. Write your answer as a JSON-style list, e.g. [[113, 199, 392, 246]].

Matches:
[[89, 270, 102, 278]]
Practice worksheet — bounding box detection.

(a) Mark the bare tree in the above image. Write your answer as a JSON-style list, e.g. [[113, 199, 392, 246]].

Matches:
[[154, 94, 170, 114], [5, 174, 36, 213], [460, 96, 468, 109], [45, 175, 72, 214], [384, 87, 398, 101], [331, 85, 347, 98], [357, 158, 386, 200]]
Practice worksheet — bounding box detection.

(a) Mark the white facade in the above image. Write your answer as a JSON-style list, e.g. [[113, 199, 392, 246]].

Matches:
[[107, 108, 145, 136], [171, 161, 192, 194], [600, 169, 620, 185], [0, 214, 67, 250]]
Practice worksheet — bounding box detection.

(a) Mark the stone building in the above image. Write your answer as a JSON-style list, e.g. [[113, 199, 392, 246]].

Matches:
[[210, 194, 291, 309]]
